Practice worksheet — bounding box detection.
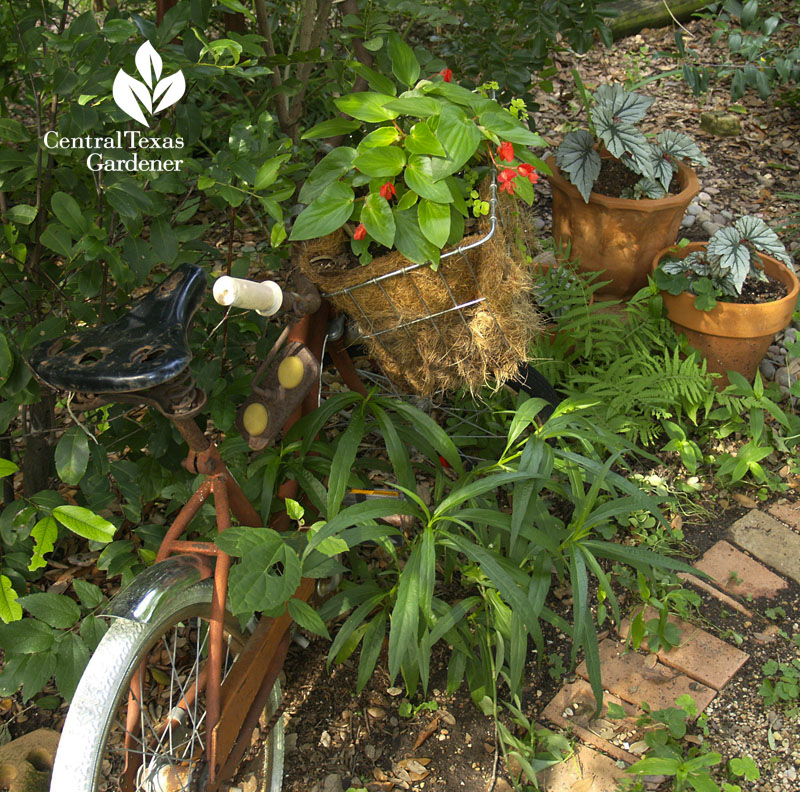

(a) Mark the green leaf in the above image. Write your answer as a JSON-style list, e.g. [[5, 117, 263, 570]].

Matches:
[[334, 92, 399, 123], [16, 592, 80, 629], [357, 611, 387, 692], [53, 505, 116, 543], [55, 633, 90, 702], [288, 598, 330, 639], [254, 154, 290, 190], [7, 204, 37, 225], [72, 579, 104, 609], [327, 403, 366, 518], [290, 181, 355, 241], [405, 121, 446, 157], [55, 426, 90, 486], [404, 156, 453, 204], [0, 457, 18, 478], [0, 575, 22, 623], [0, 118, 29, 142], [479, 111, 544, 146], [51, 192, 88, 235], [361, 193, 396, 248], [29, 516, 58, 572], [593, 109, 653, 178], [593, 84, 655, 124], [627, 757, 681, 776], [358, 127, 400, 149], [555, 130, 601, 203], [383, 96, 442, 118], [353, 146, 406, 178], [150, 217, 178, 264], [388, 541, 421, 680], [393, 207, 441, 266], [417, 199, 450, 248], [298, 147, 357, 205], [40, 223, 74, 258], [301, 118, 362, 140], [387, 33, 420, 87], [432, 105, 482, 179], [0, 618, 54, 653], [20, 651, 57, 702]]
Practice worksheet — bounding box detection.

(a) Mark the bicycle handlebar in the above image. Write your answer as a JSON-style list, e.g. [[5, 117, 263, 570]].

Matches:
[[213, 276, 284, 317]]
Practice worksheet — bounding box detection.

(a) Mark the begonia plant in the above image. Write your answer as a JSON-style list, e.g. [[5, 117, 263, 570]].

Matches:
[[289, 34, 547, 267]]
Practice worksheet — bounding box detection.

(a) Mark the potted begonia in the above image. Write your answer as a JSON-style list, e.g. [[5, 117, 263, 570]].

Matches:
[[546, 72, 707, 297], [652, 216, 799, 386]]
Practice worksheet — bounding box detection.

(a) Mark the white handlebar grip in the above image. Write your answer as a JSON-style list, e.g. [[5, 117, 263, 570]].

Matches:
[[212, 276, 283, 317]]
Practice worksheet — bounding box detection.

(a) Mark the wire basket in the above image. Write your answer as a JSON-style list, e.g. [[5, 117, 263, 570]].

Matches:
[[300, 175, 544, 397]]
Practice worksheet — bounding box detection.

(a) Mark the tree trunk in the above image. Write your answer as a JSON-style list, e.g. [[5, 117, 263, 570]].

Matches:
[[608, 0, 709, 39], [22, 397, 54, 497]]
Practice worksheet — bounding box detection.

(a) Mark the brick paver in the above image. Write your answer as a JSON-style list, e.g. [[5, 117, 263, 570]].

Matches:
[[538, 743, 630, 792], [677, 572, 754, 616], [576, 639, 716, 712], [542, 679, 639, 765], [728, 509, 800, 586], [767, 501, 800, 531], [693, 539, 788, 599], [618, 608, 748, 691]]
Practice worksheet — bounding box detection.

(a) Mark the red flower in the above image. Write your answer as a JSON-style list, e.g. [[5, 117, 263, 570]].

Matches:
[[379, 182, 396, 201], [497, 141, 514, 162], [353, 223, 367, 241], [517, 163, 539, 184], [440, 67, 453, 83], [498, 168, 517, 194]]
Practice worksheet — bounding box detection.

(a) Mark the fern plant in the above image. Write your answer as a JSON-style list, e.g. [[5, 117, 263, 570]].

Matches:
[[555, 70, 707, 202], [655, 216, 795, 310]]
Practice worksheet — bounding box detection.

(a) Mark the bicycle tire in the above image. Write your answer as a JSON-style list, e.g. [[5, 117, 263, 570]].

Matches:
[[50, 578, 284, 792]]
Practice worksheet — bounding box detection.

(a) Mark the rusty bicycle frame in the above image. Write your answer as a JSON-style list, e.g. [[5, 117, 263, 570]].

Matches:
[[115, 301, 368, 792]]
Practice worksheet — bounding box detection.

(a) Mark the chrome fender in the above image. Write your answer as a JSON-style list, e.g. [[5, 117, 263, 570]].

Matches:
[[103, 554, 213, 624]]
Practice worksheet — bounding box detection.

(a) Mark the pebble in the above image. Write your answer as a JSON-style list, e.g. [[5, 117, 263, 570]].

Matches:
[[784, 328, 797, 345], [687, 203, 703, 216], [698, 191, 712, 203], [712, 213, 728, 226], [533, 216, 547, 231], [705, 185, 720, 195], [682, 214, 697, 228], [322, 773, 344, 792], [760, 360, 776, 380], [776, 367, 789, 388], [721, 209, 734, 220], [697, 209, 713, 223], [702, 220, 724, 236]]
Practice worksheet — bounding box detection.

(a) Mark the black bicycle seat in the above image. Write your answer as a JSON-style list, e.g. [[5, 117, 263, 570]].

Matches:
[[30, 263, 207, 393]]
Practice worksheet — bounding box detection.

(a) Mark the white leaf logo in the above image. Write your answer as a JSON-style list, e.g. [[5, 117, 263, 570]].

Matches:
[[113, 42, 186, 126]]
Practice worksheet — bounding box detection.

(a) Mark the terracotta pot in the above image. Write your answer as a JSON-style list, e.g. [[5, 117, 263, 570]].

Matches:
[[546, 154, 700, 298], [652, 242, 800, 387]]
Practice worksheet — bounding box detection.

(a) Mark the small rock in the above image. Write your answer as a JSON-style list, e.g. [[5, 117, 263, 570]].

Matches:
[[705, 185, 720, 195], [364, 743, 380, 760], [784, 328, 797, 345], [721, 209, 733, 220], [533, 216, 547, 232], [367, 707, 386, 720], [322, 773, 344, 792], [769, 344, 782, 355], [702, 220, 724, 236], [698, 191, 712, 203], [687, 203, 703, 216], [697, 210, 712, 223], [319, 730, 332, 748], [682, 214, 697, 228], [760, 359, 776, 380], [712, 213, 728, 226], [700, 110, 742, 136], [776, 367, 789, 388]]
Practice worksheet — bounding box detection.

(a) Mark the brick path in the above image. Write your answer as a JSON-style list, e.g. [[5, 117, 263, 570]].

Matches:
[[537, 503, 800, 792]]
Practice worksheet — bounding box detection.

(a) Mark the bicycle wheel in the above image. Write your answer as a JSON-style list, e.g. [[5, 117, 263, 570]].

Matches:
[[50, 578, 284, 792]]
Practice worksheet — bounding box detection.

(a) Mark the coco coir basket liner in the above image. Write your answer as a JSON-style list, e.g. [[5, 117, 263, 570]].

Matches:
[[297, 191, 543, 397]]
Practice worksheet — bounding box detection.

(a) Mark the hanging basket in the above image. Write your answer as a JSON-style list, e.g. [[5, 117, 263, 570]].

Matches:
[[298, 188, 544, 396]]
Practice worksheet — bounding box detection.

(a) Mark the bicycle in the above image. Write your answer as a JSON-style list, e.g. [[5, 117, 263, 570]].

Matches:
[[30, 192, 558, 792]]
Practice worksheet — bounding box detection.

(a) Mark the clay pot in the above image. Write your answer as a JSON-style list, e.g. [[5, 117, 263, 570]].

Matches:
[[652, 242, 800, 387], [546, 155, 700, 298]]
